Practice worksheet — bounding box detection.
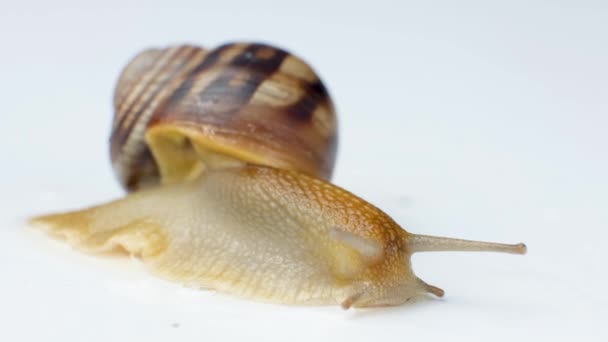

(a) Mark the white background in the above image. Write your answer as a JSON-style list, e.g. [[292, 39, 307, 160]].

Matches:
[[1, 0, 606, 341]]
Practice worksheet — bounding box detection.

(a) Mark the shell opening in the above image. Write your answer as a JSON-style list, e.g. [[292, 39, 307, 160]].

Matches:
[[144, 125, 246, 185]]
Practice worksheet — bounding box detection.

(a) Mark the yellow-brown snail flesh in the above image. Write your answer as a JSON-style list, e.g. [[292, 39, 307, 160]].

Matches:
[[30, 42, 526, 309]]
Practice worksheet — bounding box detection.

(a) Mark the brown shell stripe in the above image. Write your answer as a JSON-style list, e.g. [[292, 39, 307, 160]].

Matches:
[[196, 44, 289, 113], [284, 79, 330, 122], [111, 46, 201, 156], [112, 46, 185, 132], [161, 43, 289, 119], [155, 43, 241, 115]]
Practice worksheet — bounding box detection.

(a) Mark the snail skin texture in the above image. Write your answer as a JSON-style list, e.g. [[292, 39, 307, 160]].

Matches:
[[31, 42, 526, 309]]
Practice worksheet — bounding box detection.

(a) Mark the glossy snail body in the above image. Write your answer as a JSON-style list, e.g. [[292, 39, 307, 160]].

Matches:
[[31, 42, 526, 308]]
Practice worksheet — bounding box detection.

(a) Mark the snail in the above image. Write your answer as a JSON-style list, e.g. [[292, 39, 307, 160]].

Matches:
[[30, 42, 526, 309]]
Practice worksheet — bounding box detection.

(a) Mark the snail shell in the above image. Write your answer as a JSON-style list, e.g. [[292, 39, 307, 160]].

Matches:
[[30, 42, 525, 309], [109, 43, 337, 191]]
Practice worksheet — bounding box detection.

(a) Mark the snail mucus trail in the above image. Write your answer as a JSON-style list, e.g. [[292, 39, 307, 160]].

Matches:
[[30, 42, 526, 309]]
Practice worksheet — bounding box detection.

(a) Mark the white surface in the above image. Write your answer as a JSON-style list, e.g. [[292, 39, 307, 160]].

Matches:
[[1, 1, 607, 341]]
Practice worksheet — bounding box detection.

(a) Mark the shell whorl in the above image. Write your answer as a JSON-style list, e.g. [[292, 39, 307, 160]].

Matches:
[[110, 42, 338, 191]]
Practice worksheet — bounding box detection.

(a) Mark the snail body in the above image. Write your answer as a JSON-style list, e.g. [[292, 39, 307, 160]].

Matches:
[[31, 42, 525, 308]]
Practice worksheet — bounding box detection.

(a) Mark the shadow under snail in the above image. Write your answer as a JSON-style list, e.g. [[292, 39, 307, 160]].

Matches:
[[30, 42, 526, 309]]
